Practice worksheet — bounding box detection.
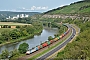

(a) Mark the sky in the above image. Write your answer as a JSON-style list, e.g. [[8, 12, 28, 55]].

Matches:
[[0, 0, 82, 12]]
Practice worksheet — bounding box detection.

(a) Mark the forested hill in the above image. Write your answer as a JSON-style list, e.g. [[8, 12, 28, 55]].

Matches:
[[0, 11, 40, 15], [42, 0, 90, 59], [0, 11, 39, 15], [0, 11, 40, 18], [44, 1, 90, 15]]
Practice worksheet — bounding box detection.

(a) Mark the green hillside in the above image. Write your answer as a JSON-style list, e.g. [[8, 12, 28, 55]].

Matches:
[[56, 20, 90, 60], [44, 1, 90, 14], [43, 1, 90, 60]]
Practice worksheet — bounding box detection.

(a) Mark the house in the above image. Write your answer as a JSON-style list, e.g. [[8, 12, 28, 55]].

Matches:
[[11, 26, 16, 28]]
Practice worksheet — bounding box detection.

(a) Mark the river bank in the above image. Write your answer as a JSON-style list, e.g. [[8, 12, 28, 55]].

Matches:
[[0, 29, 42, 47], [0, 28, 59, 54]]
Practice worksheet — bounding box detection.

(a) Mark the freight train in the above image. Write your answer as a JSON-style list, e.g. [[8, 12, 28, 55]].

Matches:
[[26, 25, 70, 55]]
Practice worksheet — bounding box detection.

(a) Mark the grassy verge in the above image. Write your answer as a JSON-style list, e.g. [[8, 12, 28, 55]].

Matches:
[[69, 24, 80, 43], [28, 28, 72, 60], [46, 24, 79, 59], [70, 24, 80, 33]]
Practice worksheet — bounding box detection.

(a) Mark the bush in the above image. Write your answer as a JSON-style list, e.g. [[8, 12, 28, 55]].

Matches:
[[18, 42, 29, 54], [0, 49, 9, 59], [48, 36, 53, 40]]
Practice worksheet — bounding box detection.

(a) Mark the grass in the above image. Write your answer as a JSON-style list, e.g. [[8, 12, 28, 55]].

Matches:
[[48, 2, 90, 14], [78, 7, 90, 13], [0, 34, 34, 46], [10, 54, 25, 60], [46, 24, 80, 59], [0, 28, 13, 31], [0, 28, 14, 35], [0, 22, 31, 25], [0, 22, 31, 34], [70, 24, 80, 33], [28, 28, 72, 60]]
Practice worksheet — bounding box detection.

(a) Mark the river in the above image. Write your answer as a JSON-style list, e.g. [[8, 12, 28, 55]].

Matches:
[[0, 28, 58, 54]]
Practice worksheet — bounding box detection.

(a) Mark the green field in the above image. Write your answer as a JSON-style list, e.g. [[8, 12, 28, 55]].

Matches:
[[0, 28, 13, 33], [0, 22, 31, 25], [0, 22, 31, 34]]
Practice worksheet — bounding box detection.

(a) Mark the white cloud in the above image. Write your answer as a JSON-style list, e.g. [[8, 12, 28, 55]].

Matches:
[[19, 6, 48, 11], [30, 6, 36, 10], [30, 6, 48, 10], [0, 9, 17, 11], [42, 7, 48, 9], [0, 6, 48, 12], [22, 7, 26, 10], [37, 7, 41, 10]]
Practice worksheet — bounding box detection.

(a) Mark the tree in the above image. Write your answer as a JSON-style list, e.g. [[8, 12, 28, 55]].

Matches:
[[10, 49, 20, 57], [0, 49, 9, 59], [48, 36, 53, 40], [83, 0, 90, 2], [18, 42, 29, 54], [0, 36, 4, 44], [1, 31, 11, 41], [9, 29, 21, 39], [54, 34, 59, 38], [26, 26, 35, 34], [22, 30, 29, 36]]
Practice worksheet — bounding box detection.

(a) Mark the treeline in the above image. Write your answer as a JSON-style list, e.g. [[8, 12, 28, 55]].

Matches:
[[79, 5, 90, 11], [43, 5, 68, 14], [0, 22, 43, 44], [56, 19, 90, 59], [0, 11, 40, 21], [83, 0, 90, 2], [0, 17, 32, 24], [0, 15, 40, 24], [40, 18, 67, 36], [51, 22, 67, 36]]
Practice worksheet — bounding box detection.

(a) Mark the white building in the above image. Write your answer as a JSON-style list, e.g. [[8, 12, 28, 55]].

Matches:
[[6, 14, 29, 20], [20, 14, 24, 18], [17, 14, 19, 18], [6, 16, 11, 19], [9, 16, 10, 19], [11, 16, 18, 20], [25, 14, 29, 17]]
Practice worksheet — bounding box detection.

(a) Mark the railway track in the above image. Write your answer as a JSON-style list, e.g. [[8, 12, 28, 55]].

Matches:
[[36, 24, 76, 60]]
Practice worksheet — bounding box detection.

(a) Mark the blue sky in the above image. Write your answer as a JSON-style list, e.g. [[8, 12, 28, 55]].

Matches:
[[0, 0, 82, 12]]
